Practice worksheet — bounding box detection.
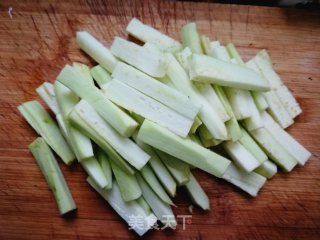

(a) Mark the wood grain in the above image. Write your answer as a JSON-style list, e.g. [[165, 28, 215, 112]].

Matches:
[[0, 0, 319, 239]]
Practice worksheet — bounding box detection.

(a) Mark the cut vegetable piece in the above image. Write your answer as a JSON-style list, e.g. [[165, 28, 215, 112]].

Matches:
[[137, 120, 231, 178], [137, 197, 152, 215], [112, 62, 200, 120], [211, 45, 256, 122], [69, 111, 134, 176], [201, 137, 222, 148], [73, 62, 93, 83], [81, 157, 108, 189], [57, 65, 138, 137], [110, 37, 167, 78], [210, 40, 220, 49], [227, 88, 259, 127], [245, 58, 262, 74], [196, 83, 230, 122], [90, 65, 112, 87], [251, 91, 268, 111], [18, 101, 75, 165], [69, 100, 149, 170], [166, 53, 228, 140], [133, 137, 177, 197], [76, 31, 118, 73], [239, 128, 267, 164], [244, 60, 269, 112], [208, 44, 230, 61], [188, 133, 202, 146], [70, 128, 94, 160], [53, 81, 77, 115], [275, 85, 302, 118], [253, 51, 302, 118], [230, 57, 238, 64], [96, 148, 112, 189], [198, 124, 214, 141], [184, 173, 210, 210], [36, 83, 74, 144], [222, 163, 266, 197], [126, 18, 181, 52], [225, 86, 252, 120], [224, 88, 257, 126], [141, 164, 174, 205], [231, 57, 239, 64], [225, 118, 243, 142], [223, 141, 261, 173], [54, 81, 94, 161], [213, 85, 234, 116], [175, 47, 193, 70], [182, 29, 235, 123], [181, 22, 203, 54], [175, 48, 228, 122], [110, 162, 141, 202], [252, 49, 283, 89], [159, 75, 176, 89], [56, 113, 69, 139], [214, 86, 242, 141], [102, 79, 193, 138], [242, 98, 264, 131], [155, 150, 191, 186], [87, 178, 156, 236], [254, 160, 277, 179], [136, 173, 177, 227], [190, 117, 202, 134], [263, 91, 294, 129], [226, 43, 245, 65], [249, 128, 298, 172], [36, 82, 59, 115], [53, 81, 78, 117], [130, 112, 145, 125], [29, 138, 76, 215], [189, 54, 270, 91], [200, 35, 211, 54], [213, 49, 263, 129], [143, 42, 162, 54], [261, 111, 311, 165], [197, 125, 222, 147]]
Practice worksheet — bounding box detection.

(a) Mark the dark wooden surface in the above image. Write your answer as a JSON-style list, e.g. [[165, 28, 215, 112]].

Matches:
[[0, 1, 319, 239]]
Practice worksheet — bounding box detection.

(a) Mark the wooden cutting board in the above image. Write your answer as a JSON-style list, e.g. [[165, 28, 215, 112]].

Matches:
[[0, 0, 319, 239]]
